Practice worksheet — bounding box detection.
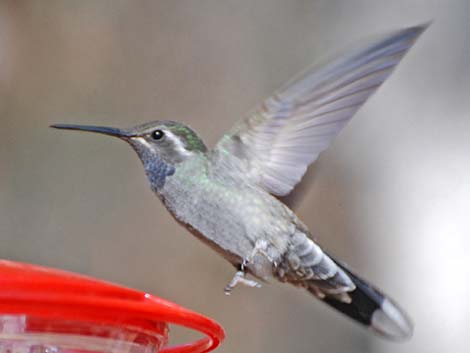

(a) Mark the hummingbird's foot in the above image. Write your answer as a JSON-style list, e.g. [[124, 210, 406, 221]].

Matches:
[[224, 270, 261, 295]]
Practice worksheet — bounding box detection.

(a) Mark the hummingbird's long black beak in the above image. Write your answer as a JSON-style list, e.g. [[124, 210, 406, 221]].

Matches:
[[50, 124, 129, 138]]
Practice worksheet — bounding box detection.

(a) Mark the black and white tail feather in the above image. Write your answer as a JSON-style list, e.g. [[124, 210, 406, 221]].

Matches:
[[313, 255, 413, 341], [280, 231, 413, 341]]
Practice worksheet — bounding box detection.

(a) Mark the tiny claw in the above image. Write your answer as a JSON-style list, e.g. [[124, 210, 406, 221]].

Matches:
[[224, 270, 261, 295]]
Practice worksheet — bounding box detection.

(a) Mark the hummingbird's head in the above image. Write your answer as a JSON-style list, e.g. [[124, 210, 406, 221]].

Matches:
[[51, 120, 207, 190], [124, 120, 207, 164]]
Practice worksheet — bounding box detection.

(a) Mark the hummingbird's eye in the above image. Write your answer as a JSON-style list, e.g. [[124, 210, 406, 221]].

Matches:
[[151, 129, 165, 140]]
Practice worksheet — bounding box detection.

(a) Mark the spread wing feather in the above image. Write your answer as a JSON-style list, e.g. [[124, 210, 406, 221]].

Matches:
[[214, 24, 427, 196]]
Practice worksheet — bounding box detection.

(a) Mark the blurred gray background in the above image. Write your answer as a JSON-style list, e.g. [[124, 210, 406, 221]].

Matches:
[[0, 1, 469, 353]]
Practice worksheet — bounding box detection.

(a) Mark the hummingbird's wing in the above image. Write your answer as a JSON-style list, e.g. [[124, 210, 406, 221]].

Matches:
[[213, 24, 427, 196]]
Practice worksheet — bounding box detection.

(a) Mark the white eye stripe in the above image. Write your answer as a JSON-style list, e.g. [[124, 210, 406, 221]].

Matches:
[[162, 130, 193, 157], [132, 131, 194, 158]]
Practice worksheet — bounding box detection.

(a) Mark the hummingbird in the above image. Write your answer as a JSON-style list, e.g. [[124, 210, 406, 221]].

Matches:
[[52, 24, 427, 341]]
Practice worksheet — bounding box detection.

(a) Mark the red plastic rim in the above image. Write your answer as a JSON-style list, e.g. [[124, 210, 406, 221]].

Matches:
[[0, 260, 225, 353]]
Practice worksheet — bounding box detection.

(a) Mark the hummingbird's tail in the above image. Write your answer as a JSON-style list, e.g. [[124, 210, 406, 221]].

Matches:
[[306, 257, 413, 341]]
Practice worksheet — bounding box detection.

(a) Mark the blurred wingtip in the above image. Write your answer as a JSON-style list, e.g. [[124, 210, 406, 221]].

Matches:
[[388, 21, 431, 46], [405, 20, 432, 37]]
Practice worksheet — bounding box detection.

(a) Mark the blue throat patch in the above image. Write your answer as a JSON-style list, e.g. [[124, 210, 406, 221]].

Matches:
[[144, 156, 175, 191]]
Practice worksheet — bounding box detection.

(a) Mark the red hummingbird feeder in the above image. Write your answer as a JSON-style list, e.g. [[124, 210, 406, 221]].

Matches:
[[0, 260, 224, 353]]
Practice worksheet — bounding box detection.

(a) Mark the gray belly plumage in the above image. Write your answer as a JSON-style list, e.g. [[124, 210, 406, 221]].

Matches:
[[158, 156, 295, 279]]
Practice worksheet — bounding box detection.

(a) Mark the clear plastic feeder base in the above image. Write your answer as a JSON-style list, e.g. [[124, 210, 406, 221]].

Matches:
[[0, 315, 165, 353]]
